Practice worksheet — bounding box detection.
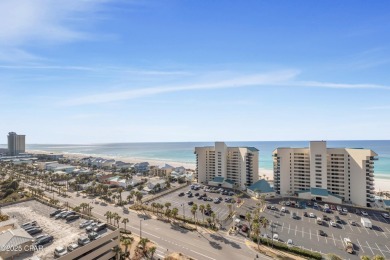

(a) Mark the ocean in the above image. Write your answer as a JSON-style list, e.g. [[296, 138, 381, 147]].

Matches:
[[1, 140, 388, 180]]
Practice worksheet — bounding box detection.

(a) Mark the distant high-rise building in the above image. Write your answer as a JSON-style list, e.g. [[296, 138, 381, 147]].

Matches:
[[7, 132, 26, 156], [195, 142, 259, 190]]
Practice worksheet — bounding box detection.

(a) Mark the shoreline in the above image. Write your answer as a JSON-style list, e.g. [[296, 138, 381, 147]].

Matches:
[[28, 149, 389, 192]]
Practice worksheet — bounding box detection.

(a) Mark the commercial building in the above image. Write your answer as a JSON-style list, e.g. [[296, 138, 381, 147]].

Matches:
[[247, 179, 275, 198], [7, 132, 25, 156], [195, 142, 259, 190], [273, 141, 377, 207]]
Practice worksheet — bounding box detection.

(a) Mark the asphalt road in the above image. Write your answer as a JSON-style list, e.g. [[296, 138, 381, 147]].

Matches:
[[23, 182, 270, 260]]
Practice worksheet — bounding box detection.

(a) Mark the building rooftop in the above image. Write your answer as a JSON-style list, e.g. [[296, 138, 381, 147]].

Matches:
[[212, 176, 225, 183], [247, 179, 274, 193], [0, 228, 33, 249]]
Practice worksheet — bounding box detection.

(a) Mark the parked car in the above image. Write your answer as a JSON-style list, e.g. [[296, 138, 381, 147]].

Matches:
[[309, 213, 315, 218], [50, 209, 63, 217], [194, 193, 199, 196], [178, 192, 184, 196], [34, 234, 47, 241], [27, 227, 43, 235], [330, 205, 336, 210], [323, 215, 330, 221], [335, 216, 342, 224], [93, 223, 107, 233], [54, 246, 68, 257], [349, 219, 356, 226], [86, 222, 98, 232], [80, 220, 93, 228], [361, 211, 369, 216], [336, 206, 342, 211], [21, 221, 38, 228], [292, 212, 297, 219], [382, 213, 390, 219], [67, 243, 79, 252], [35, 235, 54, 246], [287, 239, 293, 247], [55, 211, 68, 219], [78, 236, 91, 246], [267, 205, 271, 209], [188, 201, 193, 205], [318, 230, 327, 236], [342, 208, 348, 213], [303, 212, 308, 217], [281, 207, 286, 213], [313, 203, 318, 208], [272, 234, 279, 241], [88, 232, 101, 240], [25, 226, 40, 232], [355, 209, 360, 215], [66, 214, 80, 222], [330, 220, 337, 227]]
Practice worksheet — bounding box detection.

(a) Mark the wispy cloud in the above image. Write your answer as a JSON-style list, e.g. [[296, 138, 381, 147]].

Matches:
[[363, 105, 390, 110], [292, 81, 390, 90], [62, 70, 300, 106]]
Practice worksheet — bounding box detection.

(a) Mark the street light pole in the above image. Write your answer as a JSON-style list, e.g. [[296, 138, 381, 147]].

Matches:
[[181, 204, 185, 223], [140, 219, 142, 239]]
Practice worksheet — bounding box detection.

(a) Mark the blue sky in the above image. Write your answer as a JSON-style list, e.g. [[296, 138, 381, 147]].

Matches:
[[1, 0, 390, 143]]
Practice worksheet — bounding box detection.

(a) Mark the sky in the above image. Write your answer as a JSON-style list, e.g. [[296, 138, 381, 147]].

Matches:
[[1, 0, 390, 143]]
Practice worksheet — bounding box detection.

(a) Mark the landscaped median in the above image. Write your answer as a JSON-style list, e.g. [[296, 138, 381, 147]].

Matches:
[[251, 236, 322, 260]]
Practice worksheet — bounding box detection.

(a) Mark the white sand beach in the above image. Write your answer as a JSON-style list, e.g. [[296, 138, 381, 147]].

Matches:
[[28, 149, 390, 192]]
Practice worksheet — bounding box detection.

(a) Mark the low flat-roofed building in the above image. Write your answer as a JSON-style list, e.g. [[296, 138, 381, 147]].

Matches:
[[247, 179, 275, 198]]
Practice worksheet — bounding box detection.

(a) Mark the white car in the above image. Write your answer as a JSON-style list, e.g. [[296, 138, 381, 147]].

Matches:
[[382, 213, 390, 219], [309, 213, 315, 218], [324, 204, 329, 209], [281, 207, 286, 213], [313, 203, 318, 207], [330, 220, 337, 227], [273, 234, 279, 241], [287, 239, 293, 247], [336, 206, 342, 211], [54, 246, 68, 257], [361, 211, 368, 216], [342, 208, 348, 213]]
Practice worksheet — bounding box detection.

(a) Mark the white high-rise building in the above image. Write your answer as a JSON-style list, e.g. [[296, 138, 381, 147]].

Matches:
[[7, 132, 26, 156], [273, 141, 377, 207], [195, 142, 259, 190]]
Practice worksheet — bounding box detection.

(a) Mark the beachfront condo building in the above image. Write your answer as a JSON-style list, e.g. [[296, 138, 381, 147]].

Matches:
[[195, 142, 259, 190], [273, 141, 377, 207], [7, 132, 25, 156]]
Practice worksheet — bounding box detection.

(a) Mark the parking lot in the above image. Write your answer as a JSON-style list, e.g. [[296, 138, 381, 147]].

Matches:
[[152, 185, 240, 223], [2, 200, 110, 259], [257, 200, 390, 259]]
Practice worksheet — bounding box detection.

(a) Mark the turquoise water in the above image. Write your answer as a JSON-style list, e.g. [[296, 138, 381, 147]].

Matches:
[[2, 140, 388, 179]]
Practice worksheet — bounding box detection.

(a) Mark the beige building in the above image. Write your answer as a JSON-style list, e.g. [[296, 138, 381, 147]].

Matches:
[[7, 132, 25, 156], [273, 141, 377, 207], [195, 142, 259, 190]]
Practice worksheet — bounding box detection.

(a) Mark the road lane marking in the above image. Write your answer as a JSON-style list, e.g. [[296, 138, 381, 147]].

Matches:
[[366, 241, 375, 255], [190, 249, 216, 260], [340, 235, 344, 247], [302, 226, 304, 238], [310, 229, 312, 240], [281, 222, 284, 232], [357, 239, 364, 253], [375, 243, 386, 257]]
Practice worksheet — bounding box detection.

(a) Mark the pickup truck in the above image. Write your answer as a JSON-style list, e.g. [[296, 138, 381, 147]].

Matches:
[[344, 238, 354, 254]]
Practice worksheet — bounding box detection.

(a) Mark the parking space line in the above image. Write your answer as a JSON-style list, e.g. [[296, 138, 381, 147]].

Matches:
[[375, 243, 386, 257], [372, 227, 379, 236], [302, 226, 304, 238], [281, 222, 284, 232], [382, 230, 388, 238], [357, 239, 365, 253], [340, 235, 345, 247], [310, 229, 312, 240], [366, 241, 375, 255], [385, 245, 390, 252], [317, 232, 319, 242], [347, 222, 353, 231], [356, 225, 361, 233], [386, 227, 390, 233], [373, 214, 380, 222], [363, 226, 370, 234], [288, 224, 290, 234], [295, 225, 297, 236], [324, 236, 327, 244]]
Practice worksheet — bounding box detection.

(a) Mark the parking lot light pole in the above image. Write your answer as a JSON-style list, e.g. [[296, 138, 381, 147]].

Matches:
[[140, 218, 145, 238]]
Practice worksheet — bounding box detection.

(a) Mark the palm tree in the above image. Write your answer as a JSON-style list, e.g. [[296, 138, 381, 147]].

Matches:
[[122, 237, 134, 259], [211, 212, 216, 227], [148, 246, 156, 259], [105, 211, 112, 224], [114, 215, 121, 227], [171, 207, 179, 221], [252, 222, 261, 248], [191, 204, 198, 223], [246, 212, 253, 236], [121, 218, 129, 232], [117, 187, 124, 205], [199, 204, 205, 223], [372, 256, 385, 260], [361, 256, 371, 260], [126, 194, 133, 204], [138, 237, 150, 255], [164, 202, 171, 212], [74, 206, 81, 213]]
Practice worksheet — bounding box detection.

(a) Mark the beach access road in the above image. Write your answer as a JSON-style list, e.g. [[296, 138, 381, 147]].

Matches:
[[22, 182, 270, 260]]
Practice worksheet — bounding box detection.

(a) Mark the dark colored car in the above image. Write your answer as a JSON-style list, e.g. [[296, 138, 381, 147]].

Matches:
[[35, 235, 54, 246], [50, 209, 63, 217], [318, 230, 326, 236], [304, 212, 308, 217], [88, 232, 101, 240], [178, 192, 184, 196], [241, 224, 248, 232], [93, 223, 107, 233], [66, 214, 80, 222], [194, 193, 199, 196], [27, 227, 43, 235], [188, 201, 193, 205]]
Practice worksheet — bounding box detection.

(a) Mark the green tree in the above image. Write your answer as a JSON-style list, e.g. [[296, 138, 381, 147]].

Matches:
[[148, 246, 156, 259], [199, 204, 205, 223], [361, 256, 371, 260], [372, 256, 385, 260], [121, 218, 129, 232]]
